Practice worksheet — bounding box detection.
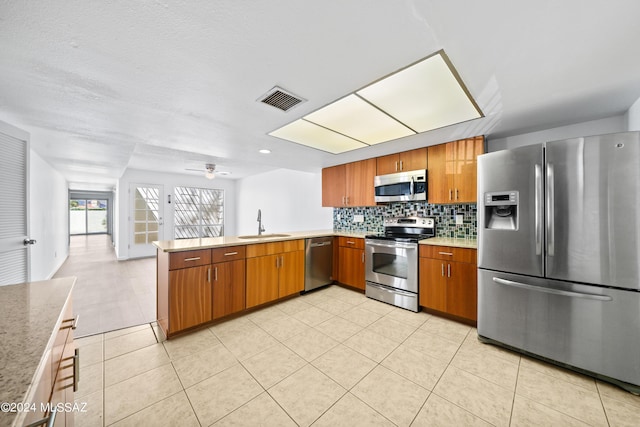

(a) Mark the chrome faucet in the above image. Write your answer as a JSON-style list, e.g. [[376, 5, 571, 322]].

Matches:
[[257, 209, 265, 235]]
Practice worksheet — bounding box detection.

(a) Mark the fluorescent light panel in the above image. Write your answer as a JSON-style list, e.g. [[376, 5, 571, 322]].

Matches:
[[268, 119, 367, 154], [357, 53, 481, 132], [304, 94, 415, 145], [268, 50, 482, 154]]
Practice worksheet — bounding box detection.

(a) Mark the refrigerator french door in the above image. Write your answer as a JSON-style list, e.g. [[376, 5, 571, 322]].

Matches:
[[478, 131, 640, 393]]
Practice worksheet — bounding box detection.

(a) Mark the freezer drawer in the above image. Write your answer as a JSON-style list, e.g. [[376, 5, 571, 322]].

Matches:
[[478, 269, 640, 389]]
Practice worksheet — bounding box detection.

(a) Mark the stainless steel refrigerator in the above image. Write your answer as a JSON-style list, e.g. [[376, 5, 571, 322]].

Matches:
[[477, 131, 640, 393]]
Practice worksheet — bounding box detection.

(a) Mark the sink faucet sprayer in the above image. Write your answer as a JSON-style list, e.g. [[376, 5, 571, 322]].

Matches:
[[257, 209, 265, 236]]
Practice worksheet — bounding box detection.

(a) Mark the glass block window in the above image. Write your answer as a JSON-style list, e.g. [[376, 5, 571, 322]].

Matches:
[[174, 187, 224, 239]]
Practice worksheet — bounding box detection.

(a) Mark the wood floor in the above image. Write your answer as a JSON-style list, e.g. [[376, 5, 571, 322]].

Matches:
[[54, 234, 156, 337]]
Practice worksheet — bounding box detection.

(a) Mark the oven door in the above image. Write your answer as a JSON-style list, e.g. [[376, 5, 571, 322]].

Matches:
[[365, 239, 418, 293]]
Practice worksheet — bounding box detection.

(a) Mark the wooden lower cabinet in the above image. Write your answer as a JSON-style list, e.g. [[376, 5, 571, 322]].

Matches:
[[278, 250, 305, 298], [246, 240, 305, 309], [337, 237, 365, 290], [419, 246, 477, 322], [212, 259, 246, 319], [169, 264, 212, 332], [246, 255, 279, 308]]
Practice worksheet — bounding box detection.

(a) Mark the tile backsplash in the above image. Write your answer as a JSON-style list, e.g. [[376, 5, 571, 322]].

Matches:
[[333, 202, 477, 239]]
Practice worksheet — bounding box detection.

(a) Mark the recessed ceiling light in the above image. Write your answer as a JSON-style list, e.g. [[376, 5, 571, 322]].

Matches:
[[259, 149, 271, 154], [268, 50, 482, 154]]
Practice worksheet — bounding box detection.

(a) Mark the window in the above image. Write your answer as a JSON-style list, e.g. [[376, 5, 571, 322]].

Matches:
[[174, 187, 224, 239]]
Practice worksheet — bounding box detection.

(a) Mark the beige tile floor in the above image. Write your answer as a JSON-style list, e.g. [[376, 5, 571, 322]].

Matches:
[[73, 285, 640, 427], [54, 235, 156, 337]]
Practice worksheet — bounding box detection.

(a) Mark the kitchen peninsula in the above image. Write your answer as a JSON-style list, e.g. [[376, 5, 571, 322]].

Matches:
[[154, 231, 476, 339], [0, 277, 77, 427]]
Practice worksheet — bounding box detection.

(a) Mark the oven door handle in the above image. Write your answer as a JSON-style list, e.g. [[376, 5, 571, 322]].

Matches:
[[366, 241, 416, 250]]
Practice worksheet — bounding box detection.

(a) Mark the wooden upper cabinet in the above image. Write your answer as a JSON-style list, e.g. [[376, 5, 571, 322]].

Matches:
[[322, 159, 376, 207], [376, 148, 427, 175], [454, 137, 484, 203], [345, 158, 376, 207], [427, 136, 484, 204], [322, 164, 346, 207], [376, 153, 401, 175], [427, 143, 451, 204]]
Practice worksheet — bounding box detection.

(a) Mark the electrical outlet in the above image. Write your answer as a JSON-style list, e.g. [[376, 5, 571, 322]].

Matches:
[[353, 214, 364, 223], [456, 214, 464, 225]]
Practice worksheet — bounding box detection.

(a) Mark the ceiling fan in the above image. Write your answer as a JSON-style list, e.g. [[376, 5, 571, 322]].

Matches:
[[184, 163, 231, 179]]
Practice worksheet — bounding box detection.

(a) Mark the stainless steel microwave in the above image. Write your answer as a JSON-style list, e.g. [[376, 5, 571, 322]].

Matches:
[[374, 169, 427, 203]]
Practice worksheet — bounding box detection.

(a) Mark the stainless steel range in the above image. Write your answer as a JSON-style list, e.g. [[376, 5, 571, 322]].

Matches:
[[365, 217, 435, 311]]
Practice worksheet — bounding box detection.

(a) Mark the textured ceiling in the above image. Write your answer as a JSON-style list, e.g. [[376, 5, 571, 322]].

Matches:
[[1, 1, 640, 189]]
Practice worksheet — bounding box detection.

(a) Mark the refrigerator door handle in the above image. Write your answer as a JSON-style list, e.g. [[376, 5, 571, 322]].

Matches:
[[535, 164, 543, 255], [492, 277, 612, 301], [546, 163, 555, 256]]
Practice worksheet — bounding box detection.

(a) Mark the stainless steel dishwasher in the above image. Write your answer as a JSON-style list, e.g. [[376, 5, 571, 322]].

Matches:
[[304, 237, 334, 292]]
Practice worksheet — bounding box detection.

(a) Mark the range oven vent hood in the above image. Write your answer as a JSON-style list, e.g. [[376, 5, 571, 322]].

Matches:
[[374, 169, 427, 203]]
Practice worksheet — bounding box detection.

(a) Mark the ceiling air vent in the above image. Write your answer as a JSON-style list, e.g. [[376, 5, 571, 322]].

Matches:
[[258, 86, 305, 112]]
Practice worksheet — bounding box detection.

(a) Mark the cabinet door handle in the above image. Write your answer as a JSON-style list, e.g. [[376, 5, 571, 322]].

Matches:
[[276, 257, 279, 268], [441, 263, 444, 277], [73, 348, 80, 392], [455, 188, 459, 200], [207, 267, 211, 283], [214, 267, 218, 281], [447, 264, 451, 278], [449, 189, 452, 200], [399, 160, 403, 171], [184, 257, 201, 262], [361, 252, 365, 263], [346, 241, 355, 245], [438, 252, 453, 256], [280, 256, 284, 268], [395, 161, 398, 171], [61, 315, 79, 330], [224, 251, 238, 256]]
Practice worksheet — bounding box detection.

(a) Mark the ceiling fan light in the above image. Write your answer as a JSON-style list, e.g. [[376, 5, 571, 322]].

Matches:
[[205, 163, 216, 179]]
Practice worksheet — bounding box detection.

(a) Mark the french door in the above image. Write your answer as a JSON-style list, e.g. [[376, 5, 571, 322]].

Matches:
[[129, 184, 164, 258], [0, 122, 31, 285]]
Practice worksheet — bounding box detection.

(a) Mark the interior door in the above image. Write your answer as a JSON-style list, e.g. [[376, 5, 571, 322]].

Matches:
[[0, 122, 32, 285], [129, 184, 164, 258]]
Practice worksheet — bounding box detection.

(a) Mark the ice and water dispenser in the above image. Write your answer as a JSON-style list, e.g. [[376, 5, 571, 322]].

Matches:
[[484, 191, 519, 230]]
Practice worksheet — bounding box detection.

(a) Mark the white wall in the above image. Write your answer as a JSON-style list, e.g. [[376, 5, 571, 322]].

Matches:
[[626, 96, 640, 131], [29, 149, 69, 280], [236, 169, 333, 235], [115, 169, 237, 259], [487, 115, 626, 152]]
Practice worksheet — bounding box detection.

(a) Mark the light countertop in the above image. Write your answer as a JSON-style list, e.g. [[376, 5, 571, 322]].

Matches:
[[154, 230, 476, 252], [0, 277, 75, 426], [419, 237, 477, 249], [153, 230, 369, 252]]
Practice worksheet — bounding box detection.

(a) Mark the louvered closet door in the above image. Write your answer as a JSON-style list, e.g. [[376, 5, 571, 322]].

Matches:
[[0, 125, 30, 286]]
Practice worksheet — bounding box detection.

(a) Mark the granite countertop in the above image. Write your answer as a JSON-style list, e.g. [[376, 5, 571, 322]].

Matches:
[[154, 230, 370, 252], [0, 277, 75, 426], [419, 237, 477, 249]]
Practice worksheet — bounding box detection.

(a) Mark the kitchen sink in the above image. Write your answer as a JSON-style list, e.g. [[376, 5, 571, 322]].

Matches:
[[237, 233, 291, 239]]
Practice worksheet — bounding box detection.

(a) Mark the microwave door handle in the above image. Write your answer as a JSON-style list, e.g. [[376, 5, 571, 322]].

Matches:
[[410, 177, 414, 197]]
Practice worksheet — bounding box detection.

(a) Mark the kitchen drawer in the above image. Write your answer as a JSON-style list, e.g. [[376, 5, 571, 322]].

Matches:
[[246, 239, 304, 257], [169, 249, 212, 270], [419, 245, 476, 263], [338, 236, 364, 249], [212, 245, 246, 263]]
